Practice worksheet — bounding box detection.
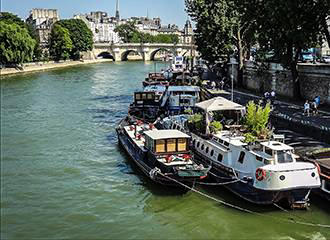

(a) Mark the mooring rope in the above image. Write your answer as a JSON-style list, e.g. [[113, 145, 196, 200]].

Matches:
[[156, 171, 330, 229], [195, 179, 241, 185]]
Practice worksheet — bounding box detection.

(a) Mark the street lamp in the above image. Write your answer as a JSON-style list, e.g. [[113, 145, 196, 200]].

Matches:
[[231, 62, 234, 101]]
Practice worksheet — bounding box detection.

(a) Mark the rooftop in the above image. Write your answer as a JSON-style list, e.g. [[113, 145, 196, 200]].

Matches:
[[144, 129, 190, 140]]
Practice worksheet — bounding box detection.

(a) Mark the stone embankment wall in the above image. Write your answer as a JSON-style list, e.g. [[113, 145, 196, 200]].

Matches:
[[240, 61, 330, 104], [0, 58, 113, 76]]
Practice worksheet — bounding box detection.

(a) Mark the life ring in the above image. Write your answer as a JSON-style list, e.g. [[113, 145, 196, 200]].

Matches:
[[255, 168, 266, 181]]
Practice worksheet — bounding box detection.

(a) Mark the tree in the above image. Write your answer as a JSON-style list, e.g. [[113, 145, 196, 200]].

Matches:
[[240, 0, 327, 99], [57, 19, 93, 59], [185, 0, 257, 86], [49, 24, 73, 60], [114, 22, 138, 43], [0, 12, 42, 61], [0, 22, 36, 65]]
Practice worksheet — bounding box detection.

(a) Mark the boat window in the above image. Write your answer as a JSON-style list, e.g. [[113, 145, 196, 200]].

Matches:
[[256, 155, 263, 162], [197, 141, 200, 148], [217, 153, 223, 162], [265, 148, 273, 156], [142, 93, 147, 100], [155, 139, 166, 153], [238, 151, 245, 164], [135, 93, 141, 100], [192, 139, 196, 146], [277, 151, 293, 163], [206, 146, 209, 154], [201, 144, 204, 150], [147, 93, 153, 100], [210, 149, 214, 157], [177, 138, 187, 152], [224, 141, 229, 147], [166, 139, 176, 152]]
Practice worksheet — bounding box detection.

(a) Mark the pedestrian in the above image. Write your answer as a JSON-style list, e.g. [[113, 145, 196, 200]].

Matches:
[[315, 96, 320, 107], [304, 100, 310, 117], [220, 79, 225, 90], [211, 81, 216, 90], [264, 91, 270, 104], [270, 90, 276, 104], [311, 100, 318, 115]]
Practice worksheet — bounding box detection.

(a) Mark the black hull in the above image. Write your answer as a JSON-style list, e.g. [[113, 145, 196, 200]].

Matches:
[[194, 150, 311, 207], [116, 123, 195, 189]]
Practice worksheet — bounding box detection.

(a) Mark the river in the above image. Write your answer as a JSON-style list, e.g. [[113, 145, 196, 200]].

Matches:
[[1, 62, 329, 239]]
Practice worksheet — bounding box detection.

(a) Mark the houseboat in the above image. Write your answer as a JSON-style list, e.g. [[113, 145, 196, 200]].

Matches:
[[143, 72, 170, 87], [116, 116, 209, 188], [158, 97, 321, 208], [171, 56, 187, 76], [165, 86, 200, 114], [128, 85, 167, 121]]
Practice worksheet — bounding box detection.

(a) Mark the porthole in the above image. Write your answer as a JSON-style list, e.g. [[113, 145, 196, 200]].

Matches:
[[206, 146, 209, 154], [311, 172, 315, 177], [197, 142, 200, 148], [192, 139, 196, 146], [217, 153, 223, 162], [210, 149, 214, 157], [201, 144, 204, 150], [279, 175, 285, 181]]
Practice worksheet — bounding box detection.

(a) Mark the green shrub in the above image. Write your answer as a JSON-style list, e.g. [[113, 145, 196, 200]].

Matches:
[[243, 132, 257, 144], [210, 121, 223, 133]]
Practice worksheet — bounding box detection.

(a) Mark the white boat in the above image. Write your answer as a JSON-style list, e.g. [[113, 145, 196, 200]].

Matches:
[[171, 56, 186, 74], [159, 97, 321, 208]]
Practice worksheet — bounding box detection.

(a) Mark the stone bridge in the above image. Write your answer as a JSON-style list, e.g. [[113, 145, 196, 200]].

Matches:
[[92, 43, 198, 61]]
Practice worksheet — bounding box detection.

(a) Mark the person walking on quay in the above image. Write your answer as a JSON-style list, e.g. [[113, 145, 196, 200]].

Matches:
[[270, 90, 276, 105], [311, 100, 318, 115], [304, 100, 310, 117], [264, 91, 270, 105]]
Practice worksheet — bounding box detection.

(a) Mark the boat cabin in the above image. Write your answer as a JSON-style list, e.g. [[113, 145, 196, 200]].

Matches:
[[134, 85, 166, 106], [166, 86, 200, 113], [144, 130, 190, 155], [259, 141, 295, 164]]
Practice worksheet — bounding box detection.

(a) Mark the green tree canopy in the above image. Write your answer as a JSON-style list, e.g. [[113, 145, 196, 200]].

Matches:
[[0, 22, 36, 65], [185, 0, 257, 86], [240, 0, 328, 98], [115, 22, 138, 43], [57, 19, 93, 59], [0, 12, 42, 61], [49, 24, 73, 61]]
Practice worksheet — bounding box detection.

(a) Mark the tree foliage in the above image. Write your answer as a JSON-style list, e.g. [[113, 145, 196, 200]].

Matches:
[[57, 19, 93, 59], [115, 22, 179, 44], [115, 22, 138, 43], [0, 12, 42, 61], [240, 0, 328, 98], [185, 0, 257, 86], [0, 22, 36, 65], [49, 24, 73, 60]]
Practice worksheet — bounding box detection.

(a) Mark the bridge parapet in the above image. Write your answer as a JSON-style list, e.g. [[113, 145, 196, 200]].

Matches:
[[92, 42, 198, 61]]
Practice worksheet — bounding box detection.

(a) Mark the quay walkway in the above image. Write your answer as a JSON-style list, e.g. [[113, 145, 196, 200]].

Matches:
[[202, 87, 330, 144]]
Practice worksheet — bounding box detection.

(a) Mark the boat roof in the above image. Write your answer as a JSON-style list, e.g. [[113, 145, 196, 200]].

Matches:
[[196, 97, 245, 112], [144, 85, 166, 92], [167, 86, 200, 92], [144, 129, 190, 140], [260, 141, 294, 151]]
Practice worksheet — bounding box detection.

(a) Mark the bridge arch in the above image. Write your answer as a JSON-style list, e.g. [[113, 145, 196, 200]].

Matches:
[[150, 48, 175, 61], [97, 51, 115, 60], [121, 50, 143, 61]]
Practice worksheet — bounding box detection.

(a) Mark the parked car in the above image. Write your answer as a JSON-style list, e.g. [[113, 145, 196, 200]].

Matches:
[[321, 55, 330, 63]]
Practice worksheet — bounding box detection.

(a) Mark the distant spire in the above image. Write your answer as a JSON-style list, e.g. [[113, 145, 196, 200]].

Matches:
[[115, 0, 120, 20]]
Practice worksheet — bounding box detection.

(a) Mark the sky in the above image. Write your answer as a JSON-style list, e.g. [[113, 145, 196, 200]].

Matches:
[[1, 0, 189, 28]]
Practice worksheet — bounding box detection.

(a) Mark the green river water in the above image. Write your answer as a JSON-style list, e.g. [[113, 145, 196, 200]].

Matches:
[[1, 62, 329, 239]]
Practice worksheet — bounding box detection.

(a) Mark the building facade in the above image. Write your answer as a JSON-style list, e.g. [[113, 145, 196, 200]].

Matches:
[[26, 8, 59, 47], [74, 11, 120, 43]]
